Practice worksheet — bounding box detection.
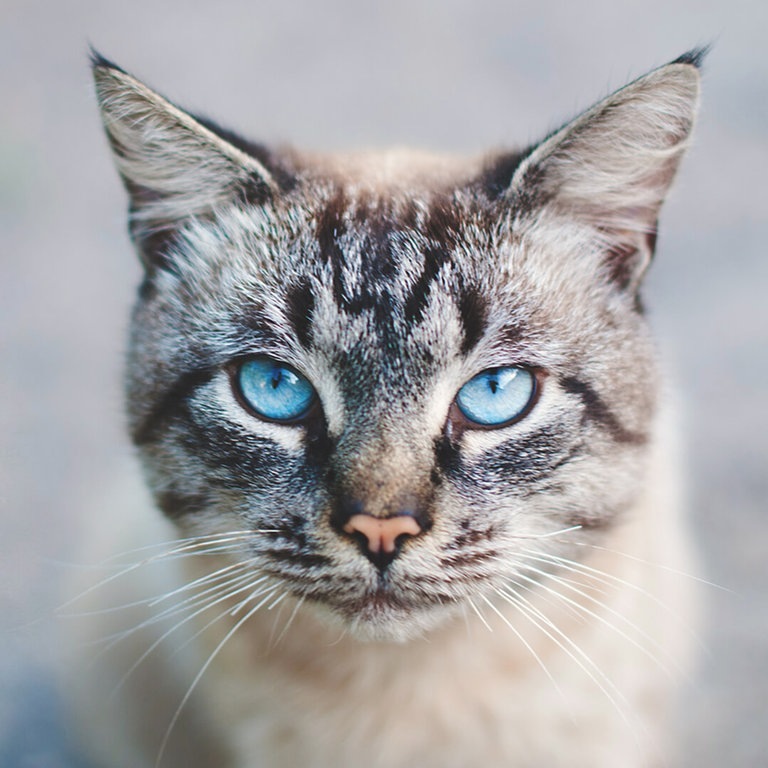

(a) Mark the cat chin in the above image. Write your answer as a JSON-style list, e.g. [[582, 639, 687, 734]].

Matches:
[[310, 597, 462, 644], [346, 612, 453, 643]]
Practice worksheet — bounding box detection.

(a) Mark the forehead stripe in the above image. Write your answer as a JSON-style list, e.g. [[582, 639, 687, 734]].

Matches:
[[457, 287, 488, 355], [285, 279, 316, 349]]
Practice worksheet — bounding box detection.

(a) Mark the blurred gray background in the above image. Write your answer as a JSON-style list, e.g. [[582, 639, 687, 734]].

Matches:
[[1, 0, 766, 765]]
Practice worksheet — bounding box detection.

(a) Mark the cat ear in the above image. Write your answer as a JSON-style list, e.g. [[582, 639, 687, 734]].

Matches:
[[508, 50, 704, 292], [91, 52, 278, 267]]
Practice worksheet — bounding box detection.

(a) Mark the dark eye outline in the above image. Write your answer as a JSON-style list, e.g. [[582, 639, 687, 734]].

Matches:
[[448, 365, 543, 432], [229, 356, 319, 425]]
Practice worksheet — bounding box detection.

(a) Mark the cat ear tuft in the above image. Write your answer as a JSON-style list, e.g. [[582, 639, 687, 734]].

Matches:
[[672, 45, 710, 69], [91, 54, 278, 267], [509, 54, 702, 293]]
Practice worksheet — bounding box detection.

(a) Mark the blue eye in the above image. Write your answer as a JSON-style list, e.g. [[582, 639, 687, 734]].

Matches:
[[236, 358, 316, 422], [455, 366, 536, 427]]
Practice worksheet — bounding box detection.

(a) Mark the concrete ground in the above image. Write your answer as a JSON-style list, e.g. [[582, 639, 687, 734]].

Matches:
[[1, 0, 766, 765]]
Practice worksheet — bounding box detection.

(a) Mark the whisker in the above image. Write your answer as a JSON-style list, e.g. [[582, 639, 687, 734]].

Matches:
[[524, 550, 666, 604], [268, 594, 306, 651], [109, 584, 254, 701], [162, 577, 281, 667], [324, 626, 350, 647], [523, 549, 706, 652], [508, 525, 583, 540], [511, 566, 679, 677], [466, 596, 493, 632], [571, 542, 731, 592], [495, 582, 636, 732], [155, 582, 283, 768], [169, 578, 281, 660], [147, 558, 258, 607], [58, 533, 258, 613], [146, 568, 266, 628], [265, 590, 289, 611], [90, 569, 262, 657], [229, 580, 281, 617], [479, 592, 571, 712], [100, 531, 265, 564], [460, 602, 473, 638], [63, 560, 258, 626], [513, 575, 594, 626]]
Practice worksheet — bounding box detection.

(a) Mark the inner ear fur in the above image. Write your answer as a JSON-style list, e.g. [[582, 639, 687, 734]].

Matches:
[[92, 53, 278, 267], [508, 53, 702, 292]]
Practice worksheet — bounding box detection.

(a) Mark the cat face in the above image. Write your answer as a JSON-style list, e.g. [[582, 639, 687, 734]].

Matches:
[[94, 52, 700, 640]]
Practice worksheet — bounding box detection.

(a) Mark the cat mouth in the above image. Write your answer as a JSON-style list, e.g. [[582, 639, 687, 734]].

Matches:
[[354, 587, 411, 612], [321, 583, 466, 640], [335, 583, 452, 621]]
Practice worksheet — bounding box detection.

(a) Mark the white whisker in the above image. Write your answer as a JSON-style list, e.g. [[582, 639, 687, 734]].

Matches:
[[155, 578, 282, 672], [92, 570, 262, 657], [170, 578, 280, 659], [479, 592, 570, 711], [466, 596, 493, 632], [572, 542, 730, 591], [495, 582, 637, 733], [508, 525, 583, 540], [100, 531, 265, 564], [268, 594, 306, 650], [512, 566, 679, 677], [147, 558, 257, 607], [155, 581, 282, 768], [229, 580, 282, 616], [110, 595, 242, 701], [58, 532, 258, 613], [524, 549, 706, 652], [525, 550, 663, 603], [266, 590, 289, 611]]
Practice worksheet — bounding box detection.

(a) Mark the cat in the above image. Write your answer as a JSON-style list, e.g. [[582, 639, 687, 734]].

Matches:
[[65, 49, 704, 768]]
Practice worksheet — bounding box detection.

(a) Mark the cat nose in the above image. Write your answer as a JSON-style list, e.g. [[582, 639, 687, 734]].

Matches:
[[342, 513, 423, 557], [333, 493, 427, 569]]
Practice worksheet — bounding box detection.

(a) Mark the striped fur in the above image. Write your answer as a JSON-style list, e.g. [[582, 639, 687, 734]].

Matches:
[[73, 50, 702, 767]]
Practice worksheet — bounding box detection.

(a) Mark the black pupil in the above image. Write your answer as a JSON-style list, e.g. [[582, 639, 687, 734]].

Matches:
[[270, 369, 283, 389], [488, 377, 499, 394]]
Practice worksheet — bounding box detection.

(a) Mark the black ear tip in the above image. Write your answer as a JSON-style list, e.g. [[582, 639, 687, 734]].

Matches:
[[673, 45, 711, 69], [88, 45, 125, 74]]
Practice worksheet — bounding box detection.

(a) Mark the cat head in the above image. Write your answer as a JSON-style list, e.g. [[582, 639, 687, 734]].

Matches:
[[93, 51, 701, 640]]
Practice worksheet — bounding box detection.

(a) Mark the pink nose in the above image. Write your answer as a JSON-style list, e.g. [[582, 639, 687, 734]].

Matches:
[[342, 514, 422, 554]]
